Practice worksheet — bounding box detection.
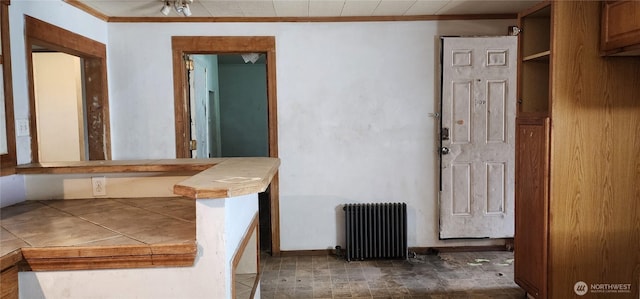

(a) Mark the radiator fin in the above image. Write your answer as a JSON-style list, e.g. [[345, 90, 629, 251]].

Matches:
[[343, 202, 407, 261]]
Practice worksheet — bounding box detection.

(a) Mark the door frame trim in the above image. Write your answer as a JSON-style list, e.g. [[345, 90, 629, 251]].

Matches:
[[25, 16, 111, 162], [171, 36, 280, 255]]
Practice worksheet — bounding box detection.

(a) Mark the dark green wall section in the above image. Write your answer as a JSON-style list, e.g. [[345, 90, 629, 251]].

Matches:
[[218, 64, 268, 157]]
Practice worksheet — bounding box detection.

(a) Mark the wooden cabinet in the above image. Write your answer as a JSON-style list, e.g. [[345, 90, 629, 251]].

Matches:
[[514, 117, 549, 299], [601, 1, 640, 55], [514, 3, 551, 298], [514, 1, 640, 298], [0, 266, 18, 299], [518, 3, 550, 115]]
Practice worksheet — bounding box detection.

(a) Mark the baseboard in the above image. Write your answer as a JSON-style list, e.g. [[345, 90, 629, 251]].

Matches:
[[280, 240, 515, 257], [279, 249, 334, 257], [410, 244, 510, 255]]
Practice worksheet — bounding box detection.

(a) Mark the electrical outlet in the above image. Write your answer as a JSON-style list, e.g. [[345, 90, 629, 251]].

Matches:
[[92, 177, 106, 196]]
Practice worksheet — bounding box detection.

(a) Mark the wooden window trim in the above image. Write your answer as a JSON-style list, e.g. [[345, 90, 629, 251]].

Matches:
[[0, 1, 16, 176], [25, 16, 111, 162]]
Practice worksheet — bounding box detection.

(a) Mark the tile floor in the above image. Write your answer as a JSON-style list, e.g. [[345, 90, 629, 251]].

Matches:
[[237, 273, 258, 299], [260, 251, 525, 299]]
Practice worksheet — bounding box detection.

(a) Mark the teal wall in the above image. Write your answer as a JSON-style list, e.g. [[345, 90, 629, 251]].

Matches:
[[218, 64, 268, 157]]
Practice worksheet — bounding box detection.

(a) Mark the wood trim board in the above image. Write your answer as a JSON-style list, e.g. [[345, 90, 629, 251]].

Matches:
[[24, 16, 111, 162], [0, 2, 16, 176]]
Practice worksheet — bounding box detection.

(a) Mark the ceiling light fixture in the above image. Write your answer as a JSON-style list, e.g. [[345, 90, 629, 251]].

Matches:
[[160, 0, 194, 17], [182, 3, 192, 16], [160, 1, 171, 15]]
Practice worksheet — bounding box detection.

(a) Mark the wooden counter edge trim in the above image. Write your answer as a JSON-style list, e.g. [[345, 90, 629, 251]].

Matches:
[[174, 158, 281, 199], [20, 243, 196, 259], [0, 249, 23, 272], [9, 243, 196, 272], [21, 253, 196, 271], [15, 159, 221, 175]]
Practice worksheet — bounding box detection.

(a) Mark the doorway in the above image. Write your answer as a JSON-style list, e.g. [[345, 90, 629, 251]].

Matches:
[[439, 36, 517, 239], [189, 53, 272, 251], [172, 36, 280, 256]]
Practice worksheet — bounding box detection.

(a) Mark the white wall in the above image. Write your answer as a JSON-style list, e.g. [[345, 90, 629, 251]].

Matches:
[[0, 175, 25, 208], [23, 173, 190, 200], [105, 19, 515, 250]]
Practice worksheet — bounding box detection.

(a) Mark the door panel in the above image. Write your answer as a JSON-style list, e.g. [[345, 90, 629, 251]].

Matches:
[[440, 36, 517, 239], [188, 56, 210, 158]]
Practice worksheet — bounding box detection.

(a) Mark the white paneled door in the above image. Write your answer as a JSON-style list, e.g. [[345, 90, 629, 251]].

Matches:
[[439, 36, 517, 239], [188, 55, 210, 159]]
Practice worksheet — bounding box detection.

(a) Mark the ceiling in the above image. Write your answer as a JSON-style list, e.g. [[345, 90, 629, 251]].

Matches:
[[73, 0, 541, 19]]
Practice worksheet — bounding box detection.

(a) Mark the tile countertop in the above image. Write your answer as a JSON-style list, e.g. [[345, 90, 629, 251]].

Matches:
[[2, 157, 280, 272], [0, 197, 196, 272]]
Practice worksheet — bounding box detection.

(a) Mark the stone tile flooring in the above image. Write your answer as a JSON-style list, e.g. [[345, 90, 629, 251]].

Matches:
[[260, 251, 525, 298]]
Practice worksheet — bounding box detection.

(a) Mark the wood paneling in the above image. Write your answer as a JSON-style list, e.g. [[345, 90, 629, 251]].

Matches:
[[549, 1, 640, 298], [516, 2, 640, 297]]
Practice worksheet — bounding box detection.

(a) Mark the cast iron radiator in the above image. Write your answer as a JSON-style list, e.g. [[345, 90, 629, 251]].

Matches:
[[343, 202, 407, 261]]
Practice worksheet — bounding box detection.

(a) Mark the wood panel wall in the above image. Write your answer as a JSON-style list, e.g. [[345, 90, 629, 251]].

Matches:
[[549, 1, 640, 298]]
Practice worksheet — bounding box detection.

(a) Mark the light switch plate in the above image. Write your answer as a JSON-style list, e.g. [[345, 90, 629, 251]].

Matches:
[[17, 119, 29, 137]]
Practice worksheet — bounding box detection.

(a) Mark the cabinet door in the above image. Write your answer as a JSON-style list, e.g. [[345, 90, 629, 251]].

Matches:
[[601, 0, 640, 55], [514, 117, 549, 298], [0, 265, 18, 299]]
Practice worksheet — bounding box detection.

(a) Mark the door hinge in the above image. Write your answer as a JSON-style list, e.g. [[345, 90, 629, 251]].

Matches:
[[189, 140, 197, 150], [184, 55, 194, 71], [508, 26, 522, 36]]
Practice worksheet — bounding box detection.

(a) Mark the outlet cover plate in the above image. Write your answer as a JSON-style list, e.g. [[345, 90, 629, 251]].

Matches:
[[92, 177, 106, 196]]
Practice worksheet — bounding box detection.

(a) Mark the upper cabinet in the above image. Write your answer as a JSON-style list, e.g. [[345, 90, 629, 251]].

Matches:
[[601, 0, 640, 55]]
